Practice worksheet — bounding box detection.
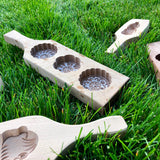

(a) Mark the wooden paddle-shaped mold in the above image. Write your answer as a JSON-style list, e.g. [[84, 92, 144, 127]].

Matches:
[[0, 115, 127, 160], [148, 42, 160, 84], [106, 19, 150, 54], [4, 30, 129, 111]]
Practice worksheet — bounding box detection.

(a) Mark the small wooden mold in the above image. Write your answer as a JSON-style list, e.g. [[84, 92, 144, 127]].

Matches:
[[106, 19, 150, 54], [148, 42, 160, 84], [0, 115, 127, 160], [4, 30, 129, 111]]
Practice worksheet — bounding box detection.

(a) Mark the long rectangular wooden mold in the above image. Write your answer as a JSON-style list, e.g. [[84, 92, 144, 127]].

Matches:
[[4, 30, 129, 110]]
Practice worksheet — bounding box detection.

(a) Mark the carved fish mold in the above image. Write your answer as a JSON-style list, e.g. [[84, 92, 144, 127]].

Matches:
[[0, 126, 38, 160], [0, 115, 127, 160]]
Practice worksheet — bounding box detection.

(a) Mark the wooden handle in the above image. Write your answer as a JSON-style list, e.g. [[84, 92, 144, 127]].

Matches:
[[55, 115, 127, 157], [106, 39, 125, 54], [4, 30, 34, 50], [76, 115, 127, 138]]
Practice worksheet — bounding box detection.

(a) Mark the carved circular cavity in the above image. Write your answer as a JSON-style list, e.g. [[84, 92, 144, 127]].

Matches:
[[155, 54, 160, 61], [31, 43, 57, 59], [79, 68, 111, 91], [54, 55, 80, 73], [121, 22, 140, 35], [1, 126, 38, 160]]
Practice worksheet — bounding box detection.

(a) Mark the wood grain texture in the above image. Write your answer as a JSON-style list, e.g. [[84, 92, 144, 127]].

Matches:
[[148, 41, 160, 84], [4, 30, 129, 111], [106, 19, 150, 54], [0, 115, 127, 160]]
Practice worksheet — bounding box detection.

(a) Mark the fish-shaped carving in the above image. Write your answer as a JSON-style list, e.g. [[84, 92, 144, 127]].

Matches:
[[121, 22, 140, 35], [0, 126, 38, 160]]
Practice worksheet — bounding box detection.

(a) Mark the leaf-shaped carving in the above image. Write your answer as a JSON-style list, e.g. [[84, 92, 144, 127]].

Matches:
[[0, 126, 38, 160], [122, 22, 140, 35]]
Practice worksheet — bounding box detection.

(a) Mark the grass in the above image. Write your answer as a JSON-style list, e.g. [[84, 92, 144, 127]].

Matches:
[[0, 0, 160, 159]]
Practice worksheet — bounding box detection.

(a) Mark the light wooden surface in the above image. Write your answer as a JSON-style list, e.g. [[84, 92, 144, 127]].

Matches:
[[106, 19, 150, 54], [148, 41, 160, 84], [0, 115, 127, 160], [4, 30, 129, 111], [0, 77, 4, 91]]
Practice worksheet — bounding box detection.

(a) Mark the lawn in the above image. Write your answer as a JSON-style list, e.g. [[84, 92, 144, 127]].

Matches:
[[0, 0, 160, 159]]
